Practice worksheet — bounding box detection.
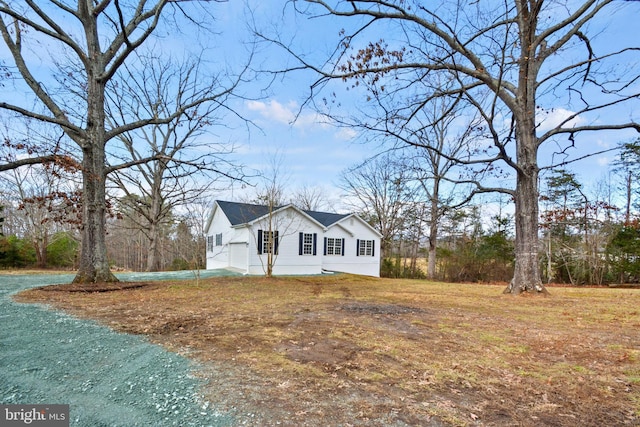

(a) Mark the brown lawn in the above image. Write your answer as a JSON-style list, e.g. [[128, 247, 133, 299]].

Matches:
[[16, 275, 640, 426]]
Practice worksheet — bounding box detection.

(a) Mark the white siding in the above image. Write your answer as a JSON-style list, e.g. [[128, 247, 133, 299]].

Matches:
[[321, 217, 381, 277], [205, 205, 234, 270], [246, 207, 324, 275]]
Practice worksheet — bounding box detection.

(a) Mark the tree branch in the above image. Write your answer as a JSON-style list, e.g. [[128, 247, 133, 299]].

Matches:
[[0, 154, 76, 172]]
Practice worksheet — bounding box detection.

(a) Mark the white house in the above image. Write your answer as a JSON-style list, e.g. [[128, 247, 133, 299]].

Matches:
[[205, 200, 381, 277]]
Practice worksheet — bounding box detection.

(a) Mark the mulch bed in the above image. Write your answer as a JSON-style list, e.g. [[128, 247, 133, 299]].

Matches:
[[35, 282, 156, 293]]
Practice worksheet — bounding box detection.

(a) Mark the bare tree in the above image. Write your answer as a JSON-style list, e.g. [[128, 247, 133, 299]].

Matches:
[[0, 1, 250, 284], [108, 53, 243, 272], [339, 153, 417, 259], [1, 164, 80, 267], [277, 0, 640, 293], [290, 184, 335, 212], [181, 198, 211, 282], [106, 199, 151, 271], [406, 92, 478, 279], [0, 119, 81, 267], [247, 153, 289, 277]]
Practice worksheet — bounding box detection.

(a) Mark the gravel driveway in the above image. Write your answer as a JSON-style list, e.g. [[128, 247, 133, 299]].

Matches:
[[0, 271, 239, 427]]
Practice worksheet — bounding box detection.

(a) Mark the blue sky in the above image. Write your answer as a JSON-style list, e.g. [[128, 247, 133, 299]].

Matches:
[[1, 1, 639, 214], [209, 1, 373, 205], [209, 0, 640, 208]]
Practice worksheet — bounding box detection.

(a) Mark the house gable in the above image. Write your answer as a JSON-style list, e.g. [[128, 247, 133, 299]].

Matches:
[[332, 214, 382, 238], [321, 214, 381, 277], [246, 204, 326, 230], [205, 201, 238, 270], [246, 205, 325, 275]]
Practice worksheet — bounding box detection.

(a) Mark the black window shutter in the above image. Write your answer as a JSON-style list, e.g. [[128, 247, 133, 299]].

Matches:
[[299, 232, 303, 255], [313, 233, 317, 256], [257, 230, 263, 254], [372, 240, 375, 257], [341, 238, 345, 256], [356, 239, 360, 256], [274, 231, 279, 255], [323, 237, 327, 256]]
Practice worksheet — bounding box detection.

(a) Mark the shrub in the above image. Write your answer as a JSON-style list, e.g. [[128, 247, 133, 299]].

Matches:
[[170, 257, 190, 271], [0, 235, 36, 268], [47, 232, 79, 268], [381, 257, 426, 279]]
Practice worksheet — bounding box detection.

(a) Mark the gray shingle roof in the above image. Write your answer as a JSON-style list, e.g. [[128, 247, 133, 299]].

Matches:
[[304, 210, 350, 227], [216, 201, 272, 226], [216, 200, 349, 227]]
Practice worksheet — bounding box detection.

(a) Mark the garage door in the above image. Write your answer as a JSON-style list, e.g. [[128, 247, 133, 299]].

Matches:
[[229, 242, 247, 270]]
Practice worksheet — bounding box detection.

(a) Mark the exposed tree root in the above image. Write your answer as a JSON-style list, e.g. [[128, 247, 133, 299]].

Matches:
[[503, 279, 550, 295]]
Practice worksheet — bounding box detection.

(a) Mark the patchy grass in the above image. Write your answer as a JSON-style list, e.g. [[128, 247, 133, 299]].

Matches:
[[16, 275, 640, 426]]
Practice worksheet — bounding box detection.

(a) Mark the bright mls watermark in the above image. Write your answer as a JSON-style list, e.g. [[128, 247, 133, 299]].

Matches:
[[1, 405, 69, 426]]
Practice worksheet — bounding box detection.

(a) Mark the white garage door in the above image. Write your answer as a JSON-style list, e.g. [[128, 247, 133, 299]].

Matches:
[[229, 242, 247, 270]]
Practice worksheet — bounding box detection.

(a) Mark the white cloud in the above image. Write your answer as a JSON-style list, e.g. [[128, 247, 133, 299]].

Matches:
[[246, 100, 297, 125], [335, 127, 358, 141], [295, 111, 331, 129], [245, 99, 331, 131], [536, 107, 586, 133]]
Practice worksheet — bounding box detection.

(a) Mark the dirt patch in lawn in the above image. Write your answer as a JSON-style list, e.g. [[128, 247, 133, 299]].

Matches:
[[16, 275, 640, 426]]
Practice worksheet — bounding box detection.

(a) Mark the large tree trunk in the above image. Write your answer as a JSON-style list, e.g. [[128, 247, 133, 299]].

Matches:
[[503, 5, 547, 295], [145, 171, 165, 272], [34, 234, 47, 269], [504, 123, 547, 295], [506, 164, 546, 294], [73, 142, 118, 284], [146, 221, 161, 272], [427, 196, 439, 280], [72, 52, 118, 284]]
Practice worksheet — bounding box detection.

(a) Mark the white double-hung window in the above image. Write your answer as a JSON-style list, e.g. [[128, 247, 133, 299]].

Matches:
[[357, 239, 375, 257], [258, 230, 279, 255], [325, 238, 344, 256], [299, 232, 317, 255], [302, 233, 314, 255]]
